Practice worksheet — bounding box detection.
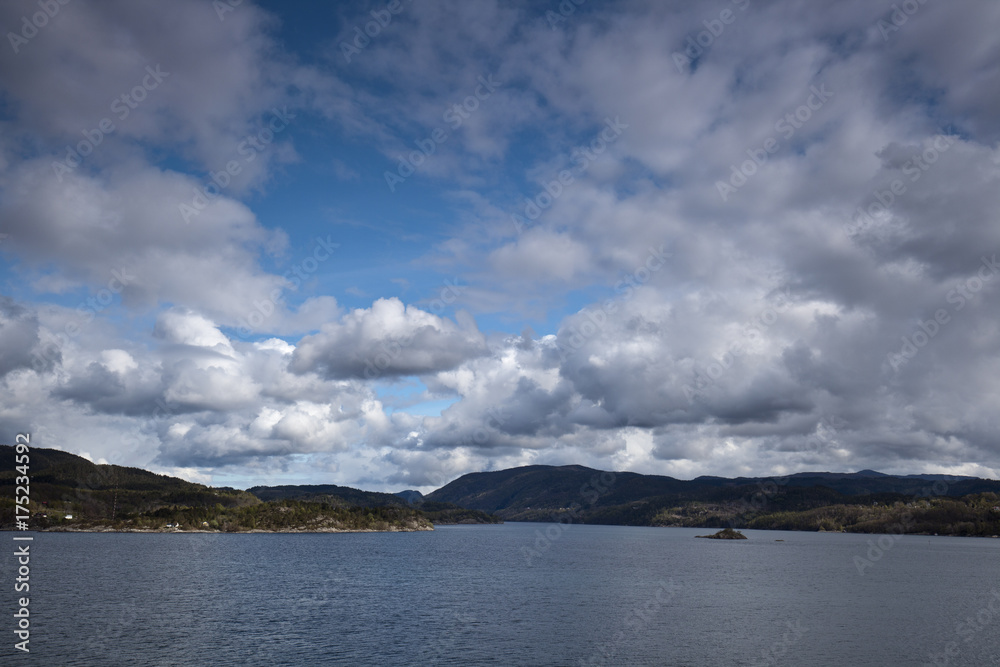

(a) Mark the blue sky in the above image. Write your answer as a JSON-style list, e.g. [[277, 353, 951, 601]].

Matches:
[[1, 0, 999, 491]]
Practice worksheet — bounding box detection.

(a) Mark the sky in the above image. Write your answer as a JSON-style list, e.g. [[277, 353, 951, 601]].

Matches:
[[0, 0, 998, 492]]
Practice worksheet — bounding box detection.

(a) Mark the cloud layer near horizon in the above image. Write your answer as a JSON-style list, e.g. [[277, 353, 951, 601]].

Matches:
[[1, 0, 998, 491]]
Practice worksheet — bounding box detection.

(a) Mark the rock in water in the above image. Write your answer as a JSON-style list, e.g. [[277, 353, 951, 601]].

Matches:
[[695, 527, 747, 540]]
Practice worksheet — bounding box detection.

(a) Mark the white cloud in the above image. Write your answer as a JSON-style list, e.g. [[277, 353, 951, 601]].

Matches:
[[291, 297, 488, 379], [1, 0, 998, 491]]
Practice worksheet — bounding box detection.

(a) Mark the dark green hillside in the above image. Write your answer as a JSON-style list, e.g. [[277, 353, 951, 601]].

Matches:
[[248, 483, 409, 508], [424, 464, 684, 514], [0, 445, 431, 532], [245, 485, 502, 524], [707, 472, 997, 498], [5, 447, 995, 536], [415, 501, 503, 525], [119, 500, 431, 533], [426, 465, 1000, 537], [0, 444, 257, 527]]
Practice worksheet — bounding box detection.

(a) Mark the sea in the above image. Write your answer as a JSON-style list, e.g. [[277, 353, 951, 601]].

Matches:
[[2, 523, 998, 665]]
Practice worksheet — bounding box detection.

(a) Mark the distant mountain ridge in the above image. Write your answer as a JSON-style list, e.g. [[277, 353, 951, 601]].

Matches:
[[246, 484, 497, 524], [426, 465, 997, 515], [247, 484, 407, 507], [4, 447, 995, 534], [423, 464, 1000, 535]]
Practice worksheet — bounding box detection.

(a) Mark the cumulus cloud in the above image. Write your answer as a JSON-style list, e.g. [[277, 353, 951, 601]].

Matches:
[[0, 297, 45, 378], [290, 298, 488, 380], [0, 0, 356, 328], [0, 162, 295, 323], [0, 0, 305, 184], [0, 300, 391, 470], [1, 0, 998, 490]]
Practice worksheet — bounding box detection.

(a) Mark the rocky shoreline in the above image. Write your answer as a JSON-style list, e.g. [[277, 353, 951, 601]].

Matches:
[[26, 525, 435, 534]]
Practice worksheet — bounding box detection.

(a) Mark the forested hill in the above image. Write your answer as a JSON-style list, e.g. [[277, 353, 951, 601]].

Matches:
[[0, 444, 252, 513], [247, 483, 407, 507], [0, 445, 435, 532], [246, 484, 502, 524], [426, 465, 1000, 536], [6, 447, 993, 535]]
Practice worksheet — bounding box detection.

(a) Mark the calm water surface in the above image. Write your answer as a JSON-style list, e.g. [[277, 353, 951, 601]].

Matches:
[[2, 524, 998, 665]]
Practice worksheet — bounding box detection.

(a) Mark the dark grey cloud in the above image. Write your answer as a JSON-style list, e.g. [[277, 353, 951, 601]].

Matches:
[[0, 297, 46, 377], [1, 0, 998, 490]]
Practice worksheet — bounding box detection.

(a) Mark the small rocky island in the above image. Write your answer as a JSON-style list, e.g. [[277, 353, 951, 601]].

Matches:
[[696, 527, 747, 540]]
